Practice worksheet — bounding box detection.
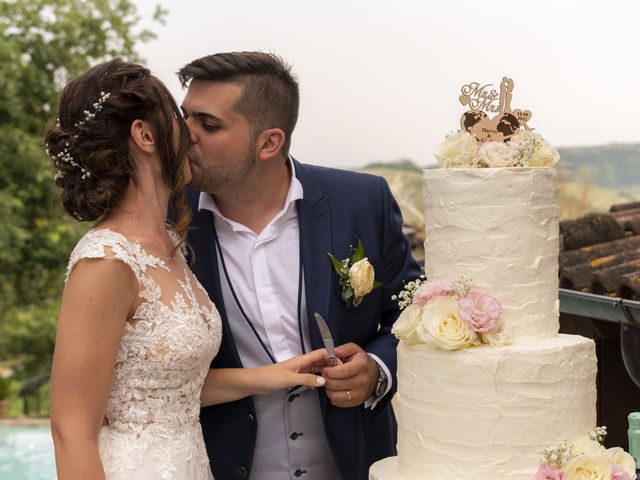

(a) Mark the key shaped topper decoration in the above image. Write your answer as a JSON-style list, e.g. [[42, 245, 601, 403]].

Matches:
[[458, 77, 533, 143]]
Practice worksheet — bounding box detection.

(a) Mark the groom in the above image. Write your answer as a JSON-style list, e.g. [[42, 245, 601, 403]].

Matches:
[[178, 51, 421, 480]]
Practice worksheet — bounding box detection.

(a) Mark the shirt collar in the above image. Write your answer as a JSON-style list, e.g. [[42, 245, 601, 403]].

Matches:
[[198, 156, 303, 230]]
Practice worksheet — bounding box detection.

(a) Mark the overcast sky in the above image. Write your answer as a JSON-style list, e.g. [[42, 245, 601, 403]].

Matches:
[[134, 0, 640, 169]]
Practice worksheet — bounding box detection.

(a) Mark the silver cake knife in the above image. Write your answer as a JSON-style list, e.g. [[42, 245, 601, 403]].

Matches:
[[314, 312, 337, 366]]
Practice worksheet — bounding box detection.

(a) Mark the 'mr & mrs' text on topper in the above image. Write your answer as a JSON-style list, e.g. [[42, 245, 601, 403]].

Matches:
[[459, 77, 532, 143]]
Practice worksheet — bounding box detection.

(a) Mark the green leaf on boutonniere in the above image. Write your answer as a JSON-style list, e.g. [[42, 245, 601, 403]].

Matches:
[[327, 252, 347, 279], [373, 280, 383, 288], [342, 286, 354, 302], [351, 237, 365, 264]]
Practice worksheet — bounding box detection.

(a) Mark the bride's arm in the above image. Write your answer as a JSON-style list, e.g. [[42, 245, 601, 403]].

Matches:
[[50, 258, 136, 480], [200, 350, 329, 406]]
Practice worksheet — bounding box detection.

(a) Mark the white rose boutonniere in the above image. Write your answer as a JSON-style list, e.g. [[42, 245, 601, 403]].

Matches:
[[349, 258, 375, 298], [328, 237, 382, 308]]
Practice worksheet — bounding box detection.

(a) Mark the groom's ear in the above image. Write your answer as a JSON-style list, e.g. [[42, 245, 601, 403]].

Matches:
[[256, 128, 286, 161]]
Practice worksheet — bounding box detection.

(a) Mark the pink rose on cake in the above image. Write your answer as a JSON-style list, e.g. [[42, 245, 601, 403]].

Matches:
[[533, 464, 565, 480], [412, 279, 454, 306], [458, 290, 502, 332], [611, 465, 632, 480], [606, 448, 637, 480]]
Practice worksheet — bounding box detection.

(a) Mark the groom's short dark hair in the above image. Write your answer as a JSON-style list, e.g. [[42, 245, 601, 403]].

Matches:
[[178, 51, 299, 156]]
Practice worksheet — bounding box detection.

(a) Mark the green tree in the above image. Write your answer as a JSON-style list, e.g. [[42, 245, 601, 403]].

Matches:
[[0, 0, 164, 378]]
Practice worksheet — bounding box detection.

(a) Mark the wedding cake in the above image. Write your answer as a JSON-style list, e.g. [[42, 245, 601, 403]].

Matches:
[[370, 79, 636, 480]]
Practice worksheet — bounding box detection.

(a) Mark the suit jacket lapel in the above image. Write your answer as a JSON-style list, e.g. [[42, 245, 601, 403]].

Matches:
[[295, 160, 334, 350]]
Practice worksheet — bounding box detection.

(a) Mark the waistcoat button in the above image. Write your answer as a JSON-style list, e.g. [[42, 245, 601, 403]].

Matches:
[[236, 466, 248, 478]]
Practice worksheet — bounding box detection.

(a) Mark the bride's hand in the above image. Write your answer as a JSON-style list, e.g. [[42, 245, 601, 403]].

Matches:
[[201, 349, 333, 406], [256, 348, 331, 394]]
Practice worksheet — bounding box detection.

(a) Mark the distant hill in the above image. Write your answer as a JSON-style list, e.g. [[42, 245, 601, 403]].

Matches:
[[359, 144, 640, 226], [360, 160, 425, 230], [558, 144, 640, 193], [558, 144, 640, 218]]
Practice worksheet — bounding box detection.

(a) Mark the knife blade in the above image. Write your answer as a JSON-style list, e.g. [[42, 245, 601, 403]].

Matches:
[[314, 312, 336, 366]]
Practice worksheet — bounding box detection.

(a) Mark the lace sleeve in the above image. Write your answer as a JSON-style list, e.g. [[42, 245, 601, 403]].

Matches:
[[65, 229, 146, 284]]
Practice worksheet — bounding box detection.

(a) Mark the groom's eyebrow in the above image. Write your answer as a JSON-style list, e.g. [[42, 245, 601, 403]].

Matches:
[[180, 106, 221, 121]]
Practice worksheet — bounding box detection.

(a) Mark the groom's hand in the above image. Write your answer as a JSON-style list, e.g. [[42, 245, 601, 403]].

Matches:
[[321, 343, 378, 408]]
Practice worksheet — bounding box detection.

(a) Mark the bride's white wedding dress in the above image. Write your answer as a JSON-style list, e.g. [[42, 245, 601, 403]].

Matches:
[[66, 228, 222, 480]]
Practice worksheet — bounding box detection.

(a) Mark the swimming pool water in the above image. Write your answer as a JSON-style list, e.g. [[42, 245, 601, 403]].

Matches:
[[0, 425, 56, 480]]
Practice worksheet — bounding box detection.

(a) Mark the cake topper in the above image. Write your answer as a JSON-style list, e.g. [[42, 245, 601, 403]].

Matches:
[[459, 77, 532, 143]]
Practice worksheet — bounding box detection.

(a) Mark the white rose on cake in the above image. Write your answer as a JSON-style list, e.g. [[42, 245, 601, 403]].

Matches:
[[564, 454, 611, 480], [416, 296, 478, 350], [434, 131, 478, 168], [391, 304, 422, 344], [510, 130, 560, 167], [477, 141, 519, 167]]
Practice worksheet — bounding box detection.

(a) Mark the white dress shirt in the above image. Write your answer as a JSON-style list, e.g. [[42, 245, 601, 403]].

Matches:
[[198, 163, 304, 362]]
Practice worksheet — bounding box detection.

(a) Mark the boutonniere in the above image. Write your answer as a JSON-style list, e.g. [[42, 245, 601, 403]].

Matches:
[[327, 237, 382, 308]]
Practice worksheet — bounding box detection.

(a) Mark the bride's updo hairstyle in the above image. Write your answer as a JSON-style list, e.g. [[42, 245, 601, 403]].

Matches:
[[45, 58, 192, 246]]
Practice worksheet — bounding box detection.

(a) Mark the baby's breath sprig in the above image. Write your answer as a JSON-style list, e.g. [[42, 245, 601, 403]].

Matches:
[[541, 441, 573, 470], [391, 275, 426, 310], [451, 277, 472, 298], [588, 426, 608, 444], [512, 137, 535, 167]]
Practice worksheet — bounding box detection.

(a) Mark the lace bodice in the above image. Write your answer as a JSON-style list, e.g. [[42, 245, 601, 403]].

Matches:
[[66, 228, 222, 479]]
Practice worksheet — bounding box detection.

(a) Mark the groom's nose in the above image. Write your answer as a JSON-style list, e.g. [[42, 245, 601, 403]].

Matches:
[[185, 118, 198, 144]]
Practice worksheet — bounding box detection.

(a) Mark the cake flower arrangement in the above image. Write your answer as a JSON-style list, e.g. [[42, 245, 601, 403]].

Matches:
[[533, 427, 637, 480], [391, 276, 510, 350], [434, 129, 560, 169]]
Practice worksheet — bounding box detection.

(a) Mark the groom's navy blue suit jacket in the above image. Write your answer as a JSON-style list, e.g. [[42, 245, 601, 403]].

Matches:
[[186, 159, 421, 480]]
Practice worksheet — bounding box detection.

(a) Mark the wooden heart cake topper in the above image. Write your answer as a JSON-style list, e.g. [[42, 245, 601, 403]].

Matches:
[[459, 77, 533, 142]]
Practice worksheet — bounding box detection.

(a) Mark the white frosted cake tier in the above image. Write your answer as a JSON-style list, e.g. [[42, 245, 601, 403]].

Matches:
[[370, 335, 597, 480], [423, 167, 560, 339]]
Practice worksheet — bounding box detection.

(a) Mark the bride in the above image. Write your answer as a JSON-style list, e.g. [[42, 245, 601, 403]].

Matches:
[[46, 59, 328, 480]]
